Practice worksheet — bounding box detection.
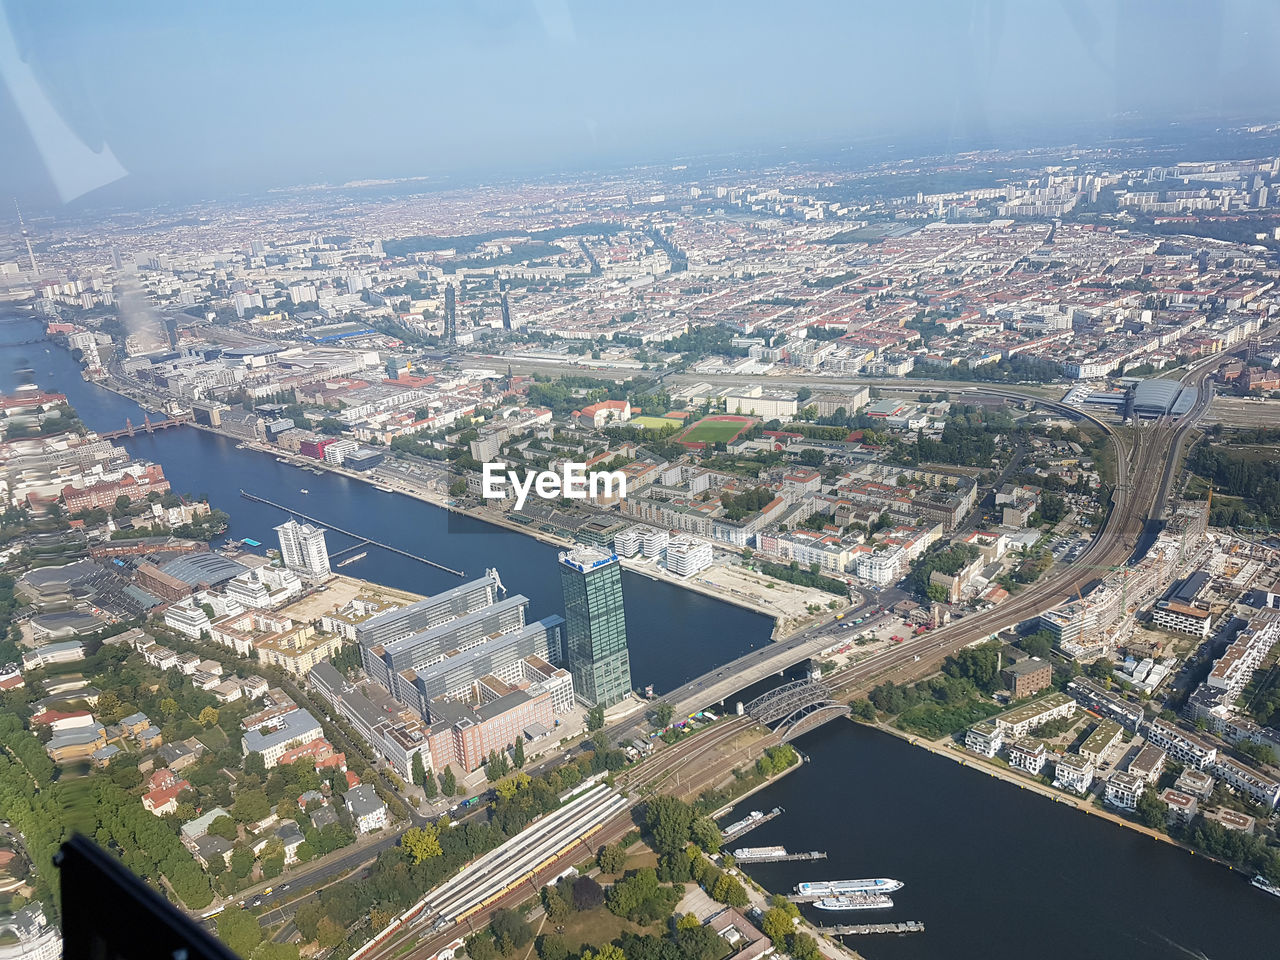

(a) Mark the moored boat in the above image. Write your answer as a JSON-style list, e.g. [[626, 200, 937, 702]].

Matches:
[[796, 878, 904, 896], [812, 894, 893, 911]]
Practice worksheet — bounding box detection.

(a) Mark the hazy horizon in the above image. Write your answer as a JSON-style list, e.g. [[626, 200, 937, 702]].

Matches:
[[3, 0, 1280, 212]]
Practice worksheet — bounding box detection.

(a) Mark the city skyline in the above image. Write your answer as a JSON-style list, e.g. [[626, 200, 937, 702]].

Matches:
[[4, 0, 1280, 209]]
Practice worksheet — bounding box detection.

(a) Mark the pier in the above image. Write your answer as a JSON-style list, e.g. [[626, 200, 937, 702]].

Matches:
[[731, 848, 826, 863], [239, 490, 466, 577], [721, 807, 783, 843], [818, 922, 924, 936]]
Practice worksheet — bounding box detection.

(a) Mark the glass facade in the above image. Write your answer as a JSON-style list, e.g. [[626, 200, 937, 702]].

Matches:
[[559, 549, 632, 707]]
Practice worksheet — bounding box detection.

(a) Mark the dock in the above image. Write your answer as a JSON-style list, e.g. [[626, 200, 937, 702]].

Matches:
[[732, 848, 826, 863], [818, 922, 924, 936], [239, 490, 465, 577], [721, 807, 783, 843]]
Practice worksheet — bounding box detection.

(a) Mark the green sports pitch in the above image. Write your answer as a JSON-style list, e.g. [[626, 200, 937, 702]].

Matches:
[[679, 417, 753, 443], [629, 415, 682, 431]]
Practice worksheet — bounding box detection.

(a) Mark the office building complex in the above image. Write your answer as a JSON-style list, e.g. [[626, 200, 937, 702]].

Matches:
[[559, 546, 632, 707], [274, 519, 330, 579], [346, 569, 575, 772]]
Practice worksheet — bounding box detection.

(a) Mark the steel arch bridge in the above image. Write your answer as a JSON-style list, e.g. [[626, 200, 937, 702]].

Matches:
[[746, 679, 850, 742]]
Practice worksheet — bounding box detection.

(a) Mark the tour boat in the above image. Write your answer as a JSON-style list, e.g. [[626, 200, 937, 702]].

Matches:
[[796, 879, 904, 896], [812, 894, 893, 911]]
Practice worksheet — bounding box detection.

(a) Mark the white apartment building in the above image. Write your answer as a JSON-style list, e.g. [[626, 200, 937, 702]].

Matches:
[[854, 545, 904, 586], [964, 721, 1003, 757], [162, 598, 212, 639], [992, 692, 1077, 738], [1007, 740, 1047, 775], [1104, 771, 1145, 810], [1145, 718, 1218, 770], [613, 526, 644, 557], [240, 707, 323, 769], [1053, 754, 1095, 795], [1209, 756, 1280, 808], [664, 536, 713, 578], [275, 519, 331, 579]]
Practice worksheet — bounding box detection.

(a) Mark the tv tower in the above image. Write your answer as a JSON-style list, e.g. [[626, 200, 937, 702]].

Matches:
[[13, 199, 38, 275]]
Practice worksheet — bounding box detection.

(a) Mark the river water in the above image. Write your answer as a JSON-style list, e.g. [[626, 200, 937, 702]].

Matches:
[[6, 315, 1278, 954], [0, 315, 773, 695]]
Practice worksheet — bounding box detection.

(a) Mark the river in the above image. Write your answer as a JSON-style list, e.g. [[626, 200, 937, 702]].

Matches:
[[0, 315, 773, 696], [6, 315, 1277, 953], [728, 721, 1278, 959]]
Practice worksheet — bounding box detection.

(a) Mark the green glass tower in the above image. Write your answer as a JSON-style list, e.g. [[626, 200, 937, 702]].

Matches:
[[559, 545, 632, 707]]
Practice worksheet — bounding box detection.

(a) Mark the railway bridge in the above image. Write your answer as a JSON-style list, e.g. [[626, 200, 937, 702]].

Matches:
[[746, 678, 850, 741]]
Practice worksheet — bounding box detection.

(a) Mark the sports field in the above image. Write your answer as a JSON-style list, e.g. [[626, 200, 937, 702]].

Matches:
[[629, 415, 681, 431], [679, 415, 753, 444]]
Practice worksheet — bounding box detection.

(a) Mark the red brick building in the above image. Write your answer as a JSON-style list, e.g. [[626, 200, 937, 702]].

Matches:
[[61, 464, 170, 512]]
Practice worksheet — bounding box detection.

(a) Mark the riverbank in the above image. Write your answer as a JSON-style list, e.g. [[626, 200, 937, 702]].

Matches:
[[193, 422, 808, 632], [868, 718, 1251, 879]]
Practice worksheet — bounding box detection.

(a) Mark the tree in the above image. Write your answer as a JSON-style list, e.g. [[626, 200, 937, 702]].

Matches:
[[587, 705, 606, 731], [646, 795, 695, 856], [439, 765, 457, 796], [217, 908, 264, 959], [401, 825, 442, 864], [1136, 789, 1168, 830], [198, 706, 220, 728], [411, 752, 426, 788], [689, 816, 722, 854], [159, 698, 180, 719], [489, 909, 532, 953], [580, 947, 624, 960], [597, 843, 627, 874], [926, 582, 949, 603], [760, 908, 795, 944], [536, 934, 570, 960], [571, 875, 604, 910], [230, 845, 254, 878], [788, 933, 821, 960], [243, 752, 266, 779], [513, 737, 525, 769], [653, 702, 675, 728], [232, 789, 271, 824], [208, 815, 238, 841], [541, 883, 571, 922], [423, 768, 438, 798], [1088, 658, 1115, 682], [711, 873, 748, 907], [448, 479, 468, 498]]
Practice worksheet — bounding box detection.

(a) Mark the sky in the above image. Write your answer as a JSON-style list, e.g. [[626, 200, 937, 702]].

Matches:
[[2, 0, 1280, 211]]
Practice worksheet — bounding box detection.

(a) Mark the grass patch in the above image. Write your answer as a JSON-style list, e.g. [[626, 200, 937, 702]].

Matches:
[[554, 905, 661, 951], [680, 417, 752, 444], [629, 415, 680, 431], [196, 726, 228, 750]]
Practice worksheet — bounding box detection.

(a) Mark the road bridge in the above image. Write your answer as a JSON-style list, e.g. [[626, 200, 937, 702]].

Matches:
[[98, 414, 191, 440], [655, 626, 852, 722]]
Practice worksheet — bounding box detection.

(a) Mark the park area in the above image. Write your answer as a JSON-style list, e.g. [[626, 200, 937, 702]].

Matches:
[[676, 415, 754, 447]]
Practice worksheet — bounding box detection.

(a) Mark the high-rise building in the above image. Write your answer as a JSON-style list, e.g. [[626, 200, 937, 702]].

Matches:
[[501, 292, 512, 331], [274, 519, 330, 579], [444, 283, 457, 343], [559, 546, 631, 707]]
